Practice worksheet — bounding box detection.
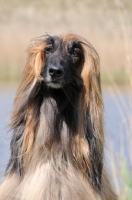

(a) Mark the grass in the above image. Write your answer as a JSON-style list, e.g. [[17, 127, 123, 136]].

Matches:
[[120, 162, 132, 199], [0, 67, 22, 83], [101, 69, 130, 86]]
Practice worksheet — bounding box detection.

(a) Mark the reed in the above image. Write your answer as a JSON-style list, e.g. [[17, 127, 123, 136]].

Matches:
[[102, 0, 132, 199]]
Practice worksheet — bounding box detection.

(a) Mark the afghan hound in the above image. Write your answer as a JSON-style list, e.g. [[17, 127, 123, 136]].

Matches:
[[0, 33, 117, 200]]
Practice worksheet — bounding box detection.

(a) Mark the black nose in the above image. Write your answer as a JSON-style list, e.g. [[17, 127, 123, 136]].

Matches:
[[49, 66, 63, 78]]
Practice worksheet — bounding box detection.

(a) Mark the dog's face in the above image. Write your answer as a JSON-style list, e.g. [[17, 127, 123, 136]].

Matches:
[[42, 36, 84, 89]]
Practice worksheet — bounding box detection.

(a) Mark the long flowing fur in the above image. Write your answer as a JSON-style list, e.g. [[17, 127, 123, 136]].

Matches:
[[0, 33, 117, 200]]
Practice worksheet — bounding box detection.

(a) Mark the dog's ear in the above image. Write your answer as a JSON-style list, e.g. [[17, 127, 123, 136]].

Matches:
[[21, 38, 47, 88], [7, 37, 48, 175], [81, 41, 104, 190], [10, 37, 48, 131]]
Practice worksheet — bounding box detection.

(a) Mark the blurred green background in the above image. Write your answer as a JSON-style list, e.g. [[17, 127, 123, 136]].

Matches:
[[0, 0, 132, 199]]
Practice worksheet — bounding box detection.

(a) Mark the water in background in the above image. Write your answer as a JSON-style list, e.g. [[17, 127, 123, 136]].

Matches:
[[0, 90, 15, 179], [0, 89, 131, 180]]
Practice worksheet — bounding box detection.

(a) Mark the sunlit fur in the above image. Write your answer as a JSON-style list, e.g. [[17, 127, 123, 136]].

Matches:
[[0, 33, 117, 200]]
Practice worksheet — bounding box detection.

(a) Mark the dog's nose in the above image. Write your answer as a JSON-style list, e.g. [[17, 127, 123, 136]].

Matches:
[[49, 66, 63, 78]]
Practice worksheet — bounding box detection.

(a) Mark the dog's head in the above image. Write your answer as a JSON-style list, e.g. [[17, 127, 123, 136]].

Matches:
[[24, 33, 100, 97], [42, 35, 84, 89]]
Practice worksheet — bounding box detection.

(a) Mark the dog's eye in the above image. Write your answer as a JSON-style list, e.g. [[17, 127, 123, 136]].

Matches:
[[70, 49, 80, 57], [45, 46, 53, 54]]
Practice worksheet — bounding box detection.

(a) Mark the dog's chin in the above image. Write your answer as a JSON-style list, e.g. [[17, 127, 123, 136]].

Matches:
[[46, 82, 63, 89]]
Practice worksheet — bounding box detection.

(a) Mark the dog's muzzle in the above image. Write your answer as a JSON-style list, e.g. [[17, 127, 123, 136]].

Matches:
[[48, 65, 64, 79], [45, 65, 64, 89]]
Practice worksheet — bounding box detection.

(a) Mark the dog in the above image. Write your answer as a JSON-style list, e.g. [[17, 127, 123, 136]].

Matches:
[[0, 33, 117, 200]]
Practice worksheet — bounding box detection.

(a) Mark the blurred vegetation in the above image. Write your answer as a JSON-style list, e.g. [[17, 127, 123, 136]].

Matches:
[[119, 161, 132, 200], [0, 0, 132, 86], [0, 0, 132, 10]]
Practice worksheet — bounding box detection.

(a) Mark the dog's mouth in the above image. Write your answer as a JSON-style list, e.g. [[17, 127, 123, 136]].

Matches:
[[45, 81, 63, 89]]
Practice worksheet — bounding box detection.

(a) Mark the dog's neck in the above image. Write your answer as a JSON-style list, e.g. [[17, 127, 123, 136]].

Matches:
[[41, 84, 82, 135], [24, 84, 83, 169], [30, 84, 81, 152]]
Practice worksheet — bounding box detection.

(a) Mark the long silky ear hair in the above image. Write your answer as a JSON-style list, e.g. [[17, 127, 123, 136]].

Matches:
[[6, 36, 48, 175], [64, 34, 104, 190], [81, 37, 104, 190]]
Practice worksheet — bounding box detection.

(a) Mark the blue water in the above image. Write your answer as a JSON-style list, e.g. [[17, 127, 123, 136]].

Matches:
[[0, 89, 131, 180], [0, 90, 15, 179]]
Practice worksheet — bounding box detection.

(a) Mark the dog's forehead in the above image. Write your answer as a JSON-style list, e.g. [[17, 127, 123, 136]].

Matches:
[[46, 36, 59, 45], [66, 40, 81, 48], [46, 36, 81, 48]]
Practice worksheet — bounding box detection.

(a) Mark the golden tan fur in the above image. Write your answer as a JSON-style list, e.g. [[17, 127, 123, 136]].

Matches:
[[0, 33, 118, 200]]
